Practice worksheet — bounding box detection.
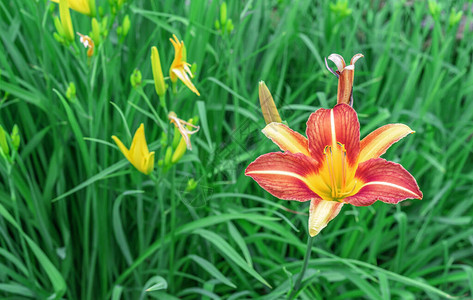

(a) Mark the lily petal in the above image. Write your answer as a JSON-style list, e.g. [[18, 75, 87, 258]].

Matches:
[[112, 135, 131, 162], [129, 124, 150, 163], [327, 54, 346, 72], [144, 152, 155, 175], [172, 68, 200, 96], [359, 124, 414, 163], [262, 122, 310, 157], [245, 152, 322, 201], [51, 0, 91, 15], [344, 158, 422, 206], [308, 199, 343, 237], [350, 53, 364, 65], [306, 103, 360, 166]]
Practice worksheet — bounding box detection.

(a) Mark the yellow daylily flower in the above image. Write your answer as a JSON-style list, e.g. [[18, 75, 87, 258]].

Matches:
[[169, 34, 200, 96], [112, 124, 155, 175], [51, 0, 94, 16]]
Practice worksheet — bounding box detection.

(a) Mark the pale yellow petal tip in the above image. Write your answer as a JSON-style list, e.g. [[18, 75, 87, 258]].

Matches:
[[111, 135, 124, 148], [309, 228, 321, 237], [308, 200, 344, 238]]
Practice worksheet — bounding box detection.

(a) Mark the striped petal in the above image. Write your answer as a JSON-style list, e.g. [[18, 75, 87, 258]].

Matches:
[[245, 152, 322, 201], [308, 199, 343, 237], [359, 124, 414, 163], [306, 103, 360, 167], [262, 123, 310, 157], [344, 158, 422, 206]]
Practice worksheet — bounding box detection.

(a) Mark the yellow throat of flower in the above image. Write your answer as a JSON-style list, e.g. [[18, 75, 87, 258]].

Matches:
[[319, 142, 358, 201]]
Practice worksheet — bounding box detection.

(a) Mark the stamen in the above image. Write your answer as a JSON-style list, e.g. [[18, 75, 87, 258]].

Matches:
[[337, 142, 347, 191], [323, 145, 338, 199], [323, 142, 349, 200], [339, 180, 357, 197]]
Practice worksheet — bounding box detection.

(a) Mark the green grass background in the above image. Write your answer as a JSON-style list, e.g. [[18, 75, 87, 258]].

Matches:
[[1, 0, 473, 299]]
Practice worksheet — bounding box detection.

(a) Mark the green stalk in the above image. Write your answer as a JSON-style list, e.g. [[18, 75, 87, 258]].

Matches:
[[288, 235, 314, 299]]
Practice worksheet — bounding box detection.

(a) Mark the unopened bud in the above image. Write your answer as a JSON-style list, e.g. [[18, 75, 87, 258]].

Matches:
[[130, 69, 142, 88], [226, 19, 234, 33], [91, 18, 101, 45], [11, 125, 20, 151], [191, 63, 197, 76], [88, 0, 96, 17], [164, 146, 173, 168], [259, 81, 282, 124], [122, 15, 130, 37], [186, 178, 198, 192], [220, 2, 227, 27], [66, 82, 76, 100], [151, 46, 166, 97], [0, 125, 9, 157], [449, 8, 462, 27], [59, 0, 74, 42]]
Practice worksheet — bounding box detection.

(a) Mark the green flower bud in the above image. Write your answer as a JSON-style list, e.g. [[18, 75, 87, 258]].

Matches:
[[226, 19, 234, 33], [122, 15, 130, 37], [151, 46, 166, 97], [66, 82, 76, 100], [215, 20, 220, 30], [0, 125, 9, 157], [53, 16, 64, 36], [160, 132, 168, 148], [130, 69, 142, 88], [186, 178, 198, 192], [171, 126, 181, 149], [101, 16, 108, 32], [11, 125, 20, 151], [448, 8, 462, 27], [164, 146, 173, 168], [88, 0, 96, 17], [191, 63, 197, 76], [53, 32, 64, 43], [220, 2, 227, 27], [91, 18, 101, 45], [59, 0, 74, 42], [428, 0, 441, 19]]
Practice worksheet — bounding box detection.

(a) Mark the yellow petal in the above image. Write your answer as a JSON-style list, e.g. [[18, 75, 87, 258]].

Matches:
[[144, 152, 155, 175], [262, 122, 311, 157], [171, 68, 200, 96], [129, 124, 150, 164], [308, 199, 343, 237], [112, 135, 131, 162], [359, 124, 414, 163], [52, 0, 91, 16]]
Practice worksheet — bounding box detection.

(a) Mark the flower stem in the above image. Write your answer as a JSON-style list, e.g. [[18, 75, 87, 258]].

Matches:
[[288, 235, 314, 299]]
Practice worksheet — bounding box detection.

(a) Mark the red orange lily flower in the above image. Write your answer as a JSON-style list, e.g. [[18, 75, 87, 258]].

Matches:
[[245, 103, 422, 237]]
